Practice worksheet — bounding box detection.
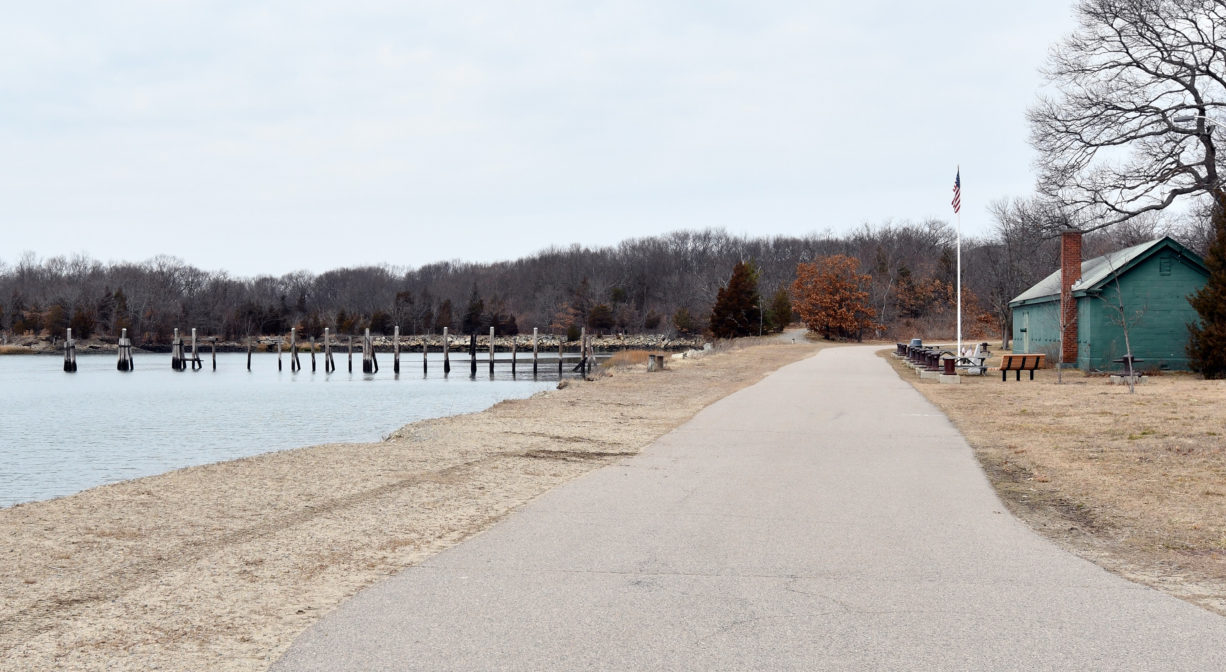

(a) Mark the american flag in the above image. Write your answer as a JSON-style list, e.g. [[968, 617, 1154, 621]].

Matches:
[[951, 169, 961, 214]]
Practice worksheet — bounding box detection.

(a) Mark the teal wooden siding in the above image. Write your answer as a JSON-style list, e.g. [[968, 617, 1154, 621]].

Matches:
[[1010, 301, 1060, 358], [1075, 251, 1205, 370]]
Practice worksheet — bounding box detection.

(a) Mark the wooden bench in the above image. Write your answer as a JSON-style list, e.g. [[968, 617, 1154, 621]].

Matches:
[[998, 353, 1045, 381]]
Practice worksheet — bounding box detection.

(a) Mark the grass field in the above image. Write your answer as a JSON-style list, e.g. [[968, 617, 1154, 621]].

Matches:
[[884, 348, 1226, 615]]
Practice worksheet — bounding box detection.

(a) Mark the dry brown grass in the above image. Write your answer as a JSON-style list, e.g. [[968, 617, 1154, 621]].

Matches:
[[884, 349, 1226, 615], [600, 349, 653, 368]]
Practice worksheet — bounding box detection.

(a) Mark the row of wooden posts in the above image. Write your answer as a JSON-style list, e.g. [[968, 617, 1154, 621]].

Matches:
[[63, 326, 600, 377]]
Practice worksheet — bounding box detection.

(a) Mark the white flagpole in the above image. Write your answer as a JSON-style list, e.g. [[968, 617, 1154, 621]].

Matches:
[[956, 210, 962, 358], [955, 166, 962, 359]]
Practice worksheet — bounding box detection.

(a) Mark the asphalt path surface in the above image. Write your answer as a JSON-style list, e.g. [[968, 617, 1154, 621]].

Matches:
[[274, 345, 1226, 671]]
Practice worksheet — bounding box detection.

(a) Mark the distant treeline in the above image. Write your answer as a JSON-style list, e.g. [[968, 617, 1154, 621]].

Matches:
[[0, 214, 1211, 346]]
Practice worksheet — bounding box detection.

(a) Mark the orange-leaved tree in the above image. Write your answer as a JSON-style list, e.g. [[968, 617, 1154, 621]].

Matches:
[[791, 254, 880, 341]]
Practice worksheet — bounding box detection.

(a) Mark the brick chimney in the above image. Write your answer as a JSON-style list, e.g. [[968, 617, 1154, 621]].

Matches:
[[1060, 230, 1082, 365]]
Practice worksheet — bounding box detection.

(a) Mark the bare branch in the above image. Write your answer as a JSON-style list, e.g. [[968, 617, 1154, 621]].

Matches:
[[1030, 0, 1225, 232]]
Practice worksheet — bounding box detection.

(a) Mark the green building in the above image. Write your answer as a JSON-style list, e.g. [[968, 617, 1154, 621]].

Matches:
[[1009, 235, 1208, 371]]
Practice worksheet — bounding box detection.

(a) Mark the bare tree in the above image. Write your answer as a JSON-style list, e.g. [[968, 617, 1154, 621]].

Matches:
[[1029, 0, 1224, 231], [1095, 254, 1148, 393], [979, 197, 1063, 347]]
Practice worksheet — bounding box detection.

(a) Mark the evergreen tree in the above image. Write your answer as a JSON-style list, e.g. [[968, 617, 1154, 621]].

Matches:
[[672, 307, 701, 336], [69, 307, 95, 339], [499, 313, 519, 336], [708, 261, 762, 339], [587, 304, 615, 334], [45, 302, 69, 337], [335, 310, 356, 334], [766, 287, 792, 332], [1188, 190, 1226, 378], [368, 309, 393, 335], [112, 288, 132, 334], [462, 287, 485, 334]]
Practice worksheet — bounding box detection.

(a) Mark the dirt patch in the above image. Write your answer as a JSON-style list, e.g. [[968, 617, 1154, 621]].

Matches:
[[0, 338, 823, 671], [883, 349, 1226, 616]]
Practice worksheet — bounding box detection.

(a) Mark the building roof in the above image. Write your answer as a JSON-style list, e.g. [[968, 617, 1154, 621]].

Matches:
[[1008, 236, 1206, 307]]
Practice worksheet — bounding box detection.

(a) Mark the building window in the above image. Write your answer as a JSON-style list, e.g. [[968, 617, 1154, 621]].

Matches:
[[1159, 257, 1173, 276]]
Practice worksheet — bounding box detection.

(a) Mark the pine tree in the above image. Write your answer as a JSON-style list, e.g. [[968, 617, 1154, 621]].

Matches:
[[672, 307, 701, 336], [766, 287, 792, 332], [45, 302, 69, 337], [69, 307, 95, 340], [1188, 190, 1226, 378], [462, 287, 485, 334], [587, 304, 614, 334], [709, 261, 762, 339]]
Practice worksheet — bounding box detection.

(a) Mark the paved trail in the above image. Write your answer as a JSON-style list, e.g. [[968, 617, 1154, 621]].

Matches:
[[274, 346, 1226, 671]]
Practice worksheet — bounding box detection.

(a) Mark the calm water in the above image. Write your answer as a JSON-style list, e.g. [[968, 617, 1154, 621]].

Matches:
[[0, 352, 560, 508]]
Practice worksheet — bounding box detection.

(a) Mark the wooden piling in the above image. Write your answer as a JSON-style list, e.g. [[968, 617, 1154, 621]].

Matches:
[[117, 328, 133, 372], [172, 328, 186, 371], [362, 328, 376, 374], [289, 328, 301, 372], [310, 337, 317, 372], [532, 328, 539, 377], [489, 326, 495, 375], [574, 327, 587, 374], [469, 332, 477, 376], [558, 335, 564, 378], [588, 334, 595, 376], [324, 328, 335, 373], [277, 334, 283, 372], [362, 329, 371, 373], [191, 328, 202, 371], [393, 326, 401, 374], [348, 335, 353, 373], [443, 327, 451, 374], [211, 337, 217, 371], [63, 328, 77, 372], [246, 337, 252, 372], [423, 334, 428, 373], [511, 336, 517, 376]]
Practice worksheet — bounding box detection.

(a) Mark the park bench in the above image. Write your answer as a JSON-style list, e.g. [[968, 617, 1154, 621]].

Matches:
[[998, 353, 1045, 381]]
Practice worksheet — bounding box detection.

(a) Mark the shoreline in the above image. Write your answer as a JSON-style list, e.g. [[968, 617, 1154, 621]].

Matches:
[[0, 337, 822, 671], [0, 333, 708, 356]]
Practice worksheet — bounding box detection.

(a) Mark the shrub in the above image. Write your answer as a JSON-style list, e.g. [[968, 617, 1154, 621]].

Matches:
[[1188, 190, 1226, 378]]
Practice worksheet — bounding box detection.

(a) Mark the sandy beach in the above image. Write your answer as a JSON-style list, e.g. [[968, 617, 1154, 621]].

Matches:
[[0, 337, 821, 671]]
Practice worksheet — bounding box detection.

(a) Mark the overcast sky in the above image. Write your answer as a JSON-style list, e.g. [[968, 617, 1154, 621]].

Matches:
[[1, 1, 1079, 278]]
